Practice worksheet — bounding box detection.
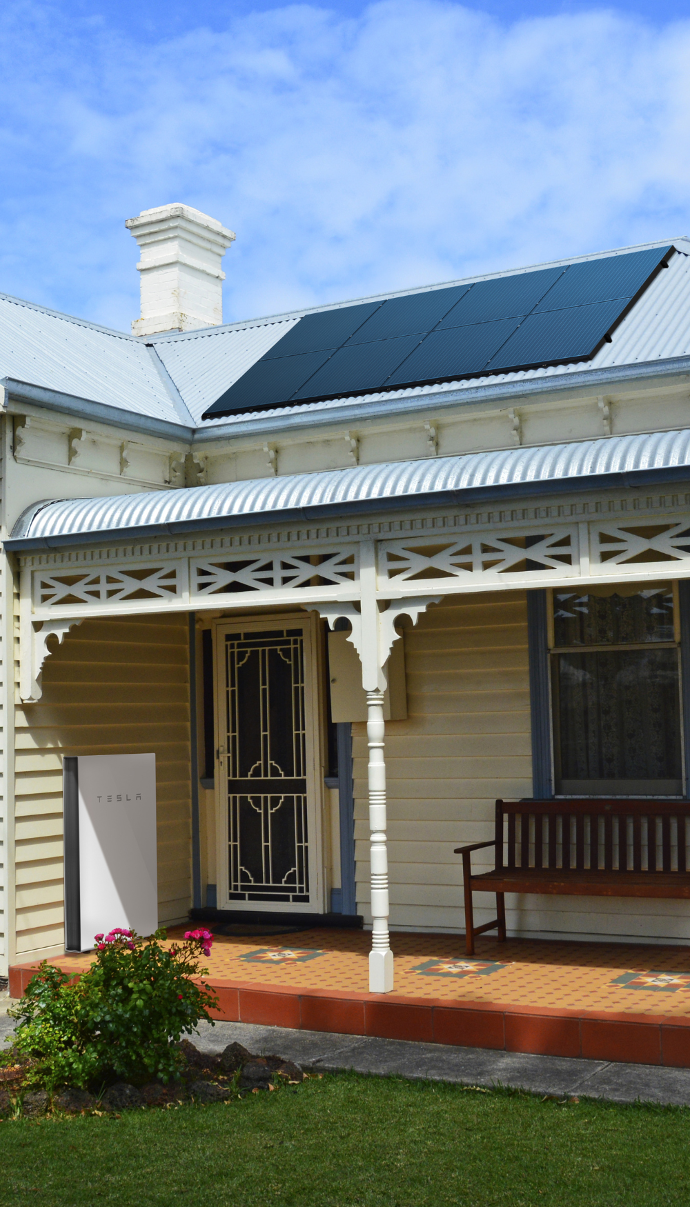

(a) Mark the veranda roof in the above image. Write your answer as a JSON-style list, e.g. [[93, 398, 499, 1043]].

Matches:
[[7, 427, 690, 552]]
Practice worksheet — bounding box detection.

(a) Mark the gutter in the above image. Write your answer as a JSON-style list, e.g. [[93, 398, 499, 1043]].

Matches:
[[190, 354, 690, 445], [4, 352, 690, 451], [2, 379, 193, 442], [6, 461, 690, 554]]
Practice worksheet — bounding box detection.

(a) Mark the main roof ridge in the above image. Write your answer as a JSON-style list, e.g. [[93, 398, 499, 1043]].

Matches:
[[149, 235, 690, 346], [0, 235, 685, 348]]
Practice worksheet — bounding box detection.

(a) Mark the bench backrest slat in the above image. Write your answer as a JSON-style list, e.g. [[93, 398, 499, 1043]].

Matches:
[[496, 799, 690, 875]]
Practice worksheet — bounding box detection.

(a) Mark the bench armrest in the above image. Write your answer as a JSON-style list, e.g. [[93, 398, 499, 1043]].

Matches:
[[454, 840, 496, 855]]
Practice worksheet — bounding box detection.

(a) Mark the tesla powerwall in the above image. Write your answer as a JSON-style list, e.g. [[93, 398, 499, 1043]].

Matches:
[[63, 753, 158, 952]]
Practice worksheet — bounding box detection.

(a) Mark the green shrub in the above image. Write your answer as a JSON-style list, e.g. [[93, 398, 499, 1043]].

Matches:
[[6, 927, 218, 1091]]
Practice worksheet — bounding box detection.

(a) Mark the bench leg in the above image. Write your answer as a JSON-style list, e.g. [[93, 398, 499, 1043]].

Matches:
[[462, 854, 475, 956], [496, 892, 506, 942]]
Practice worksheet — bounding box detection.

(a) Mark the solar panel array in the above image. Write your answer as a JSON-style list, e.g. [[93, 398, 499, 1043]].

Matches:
[[203, 245, 673, 419]]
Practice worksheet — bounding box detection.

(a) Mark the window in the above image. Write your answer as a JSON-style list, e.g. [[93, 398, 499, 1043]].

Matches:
[[551, 585, 682, 796]]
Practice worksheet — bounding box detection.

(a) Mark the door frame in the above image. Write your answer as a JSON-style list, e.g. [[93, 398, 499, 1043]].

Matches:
[[212, 611, 326, 913]]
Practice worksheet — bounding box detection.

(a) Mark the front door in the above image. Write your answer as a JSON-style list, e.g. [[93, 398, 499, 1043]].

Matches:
[[214, 617, 323, 911]]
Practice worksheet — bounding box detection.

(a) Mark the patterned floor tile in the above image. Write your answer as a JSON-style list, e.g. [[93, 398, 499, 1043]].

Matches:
[[34, 927, 690, 1021]]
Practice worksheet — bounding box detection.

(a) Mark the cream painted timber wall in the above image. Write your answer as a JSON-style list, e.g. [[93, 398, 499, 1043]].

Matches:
[[13, 613, 192, 963], [353, 590, 690, 945]]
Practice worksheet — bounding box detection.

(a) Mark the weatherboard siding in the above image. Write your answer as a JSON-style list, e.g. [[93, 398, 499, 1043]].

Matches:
[[352, 590, 690, 945], [13, 614, 192, 961]]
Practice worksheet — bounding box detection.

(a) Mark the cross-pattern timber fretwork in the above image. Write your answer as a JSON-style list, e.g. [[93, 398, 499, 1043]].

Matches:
[[590, 521, 690, 571], [194, 550, 357, 596], [34, 565, 181, 607], [378, 529, 577, 586], [24, 516, 690, 621]]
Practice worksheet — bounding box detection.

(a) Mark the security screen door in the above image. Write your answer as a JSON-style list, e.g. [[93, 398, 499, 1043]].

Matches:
[[215, 618, 322, 910]]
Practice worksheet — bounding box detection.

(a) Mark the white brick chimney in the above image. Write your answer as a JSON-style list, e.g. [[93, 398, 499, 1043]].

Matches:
[[126, 203, 236, 337]]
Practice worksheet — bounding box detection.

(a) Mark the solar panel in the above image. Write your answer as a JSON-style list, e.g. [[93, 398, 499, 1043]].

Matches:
[[486, 299, 627, 371], [292, 335, 423, 401], [202, 243, 676, 419], [385, 318, 521, 387], [533, 245, 672, 313], [436, 266, 565, 329], [262, 300, 382, 359], [207, 349, 334, 415], [344, 284, 471, 345]]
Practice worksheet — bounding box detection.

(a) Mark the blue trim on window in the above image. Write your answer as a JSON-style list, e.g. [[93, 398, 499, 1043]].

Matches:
[[337, 722, 356, 915], [527, 589, 553, 799], [677, 581, 690, 799]]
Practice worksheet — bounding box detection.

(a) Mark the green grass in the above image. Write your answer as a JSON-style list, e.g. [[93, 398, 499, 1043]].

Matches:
[[0, 1072, 689, 1206]]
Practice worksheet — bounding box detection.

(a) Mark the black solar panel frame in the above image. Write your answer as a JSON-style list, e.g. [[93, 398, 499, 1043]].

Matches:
[[292, 334, 424, 400], [262, 300, 383, 358], [384, 318, 522, 390], [205, 348, 335, 415], [435, 265, 566, 329], [343, 284, 471, 345], [533, 245, 673, 314], [203, 244, 676, 418]]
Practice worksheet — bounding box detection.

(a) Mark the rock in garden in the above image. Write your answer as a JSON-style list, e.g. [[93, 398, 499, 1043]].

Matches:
[[239, 1058, 274, 1090], [22, 1090, 48, 1116], [264, 1055, 304, 1083], [101, 1082, 144, 1111], [140, 1082, 170, 1106], [0, 1089, 12, 1114], [53, 1087, 97, 1114], [219, 1041, 251, 1073], [189, 1079, 232, 1104], [178, 1039, 213, 1069]]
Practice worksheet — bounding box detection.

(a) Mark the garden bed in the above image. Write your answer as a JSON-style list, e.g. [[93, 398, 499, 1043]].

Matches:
[[0, 1038, 306, 1117]]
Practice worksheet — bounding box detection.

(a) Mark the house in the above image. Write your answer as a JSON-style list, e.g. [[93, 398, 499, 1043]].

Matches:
[[2, 203, 690, 994]]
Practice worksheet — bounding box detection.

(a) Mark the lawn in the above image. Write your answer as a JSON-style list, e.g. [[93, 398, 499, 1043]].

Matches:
[[0, 1071, 689, 1206]]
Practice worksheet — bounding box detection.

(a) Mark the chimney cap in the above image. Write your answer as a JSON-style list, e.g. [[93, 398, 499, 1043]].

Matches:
[[125, 203, 235, 246]]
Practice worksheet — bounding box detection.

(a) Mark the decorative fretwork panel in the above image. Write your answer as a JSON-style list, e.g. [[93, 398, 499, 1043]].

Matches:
[[193, 550, 356, 596], [378, 529, 577, 586], [590, 522, 690, 571], [34, 564, 182, 607]]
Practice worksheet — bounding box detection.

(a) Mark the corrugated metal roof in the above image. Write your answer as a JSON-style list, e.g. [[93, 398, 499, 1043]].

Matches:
[[11, 427, 690, 547], [3, 237, 690, 434], [0, 294, 181, 424], [153, 317, 299, 425], [181, 247, 690, 427]]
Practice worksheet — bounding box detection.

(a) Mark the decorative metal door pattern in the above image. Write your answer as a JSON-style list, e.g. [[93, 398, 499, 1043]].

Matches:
[[222, 628, 309, 903]]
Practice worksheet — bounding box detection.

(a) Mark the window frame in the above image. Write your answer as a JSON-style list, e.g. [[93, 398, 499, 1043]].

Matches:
[[543, 582, 686, 799]]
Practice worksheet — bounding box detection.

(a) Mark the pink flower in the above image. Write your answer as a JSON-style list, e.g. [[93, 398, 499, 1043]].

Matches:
[[185, 927, 213, 944], [96, 943, 106, 951]]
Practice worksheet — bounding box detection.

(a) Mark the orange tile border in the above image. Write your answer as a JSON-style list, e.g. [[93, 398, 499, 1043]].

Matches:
[[10, 929, 690, 1067]]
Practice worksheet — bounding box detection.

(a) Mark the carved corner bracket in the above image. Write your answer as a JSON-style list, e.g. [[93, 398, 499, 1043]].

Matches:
[[20, 619, 84, 703]]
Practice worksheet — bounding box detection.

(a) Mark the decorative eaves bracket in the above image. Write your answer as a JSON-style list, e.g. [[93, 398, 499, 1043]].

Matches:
[[306, 595, 441, 692], [19, 619, 84, 704]]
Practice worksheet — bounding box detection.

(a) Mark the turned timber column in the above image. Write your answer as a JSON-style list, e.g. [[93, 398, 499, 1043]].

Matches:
[[367, 687, 393, 993]]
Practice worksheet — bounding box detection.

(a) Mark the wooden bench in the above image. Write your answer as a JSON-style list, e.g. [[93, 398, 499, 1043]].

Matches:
[[455, 798, 690, 956]]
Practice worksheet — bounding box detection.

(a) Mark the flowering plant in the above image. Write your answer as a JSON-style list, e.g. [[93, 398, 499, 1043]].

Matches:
[[6, 927, 218, 1090], [184, 928, 214, 957]]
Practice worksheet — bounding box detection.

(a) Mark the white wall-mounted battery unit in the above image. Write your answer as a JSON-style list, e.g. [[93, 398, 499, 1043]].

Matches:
[[63, 753, 158, 953]]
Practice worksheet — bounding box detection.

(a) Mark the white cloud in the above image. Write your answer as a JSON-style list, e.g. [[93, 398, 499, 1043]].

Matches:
[[1, 0, 690, 329]]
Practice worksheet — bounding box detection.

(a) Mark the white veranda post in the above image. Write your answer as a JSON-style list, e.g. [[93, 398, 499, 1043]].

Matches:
[[366, 686, 391, 991], [309, 541, 439, 994]]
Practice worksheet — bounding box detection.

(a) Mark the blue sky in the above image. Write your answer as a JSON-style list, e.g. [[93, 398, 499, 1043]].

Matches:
[[1, 0, 690, 331]]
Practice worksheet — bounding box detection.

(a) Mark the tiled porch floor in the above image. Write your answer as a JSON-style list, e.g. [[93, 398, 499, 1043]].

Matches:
[[11, 929, 690, 1067]]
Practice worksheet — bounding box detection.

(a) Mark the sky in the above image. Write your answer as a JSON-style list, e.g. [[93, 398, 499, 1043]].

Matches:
[[1, 0, 690, 332]]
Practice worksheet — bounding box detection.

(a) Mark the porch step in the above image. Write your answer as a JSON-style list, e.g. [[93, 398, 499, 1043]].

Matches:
[[188, 909, 363, 930]]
